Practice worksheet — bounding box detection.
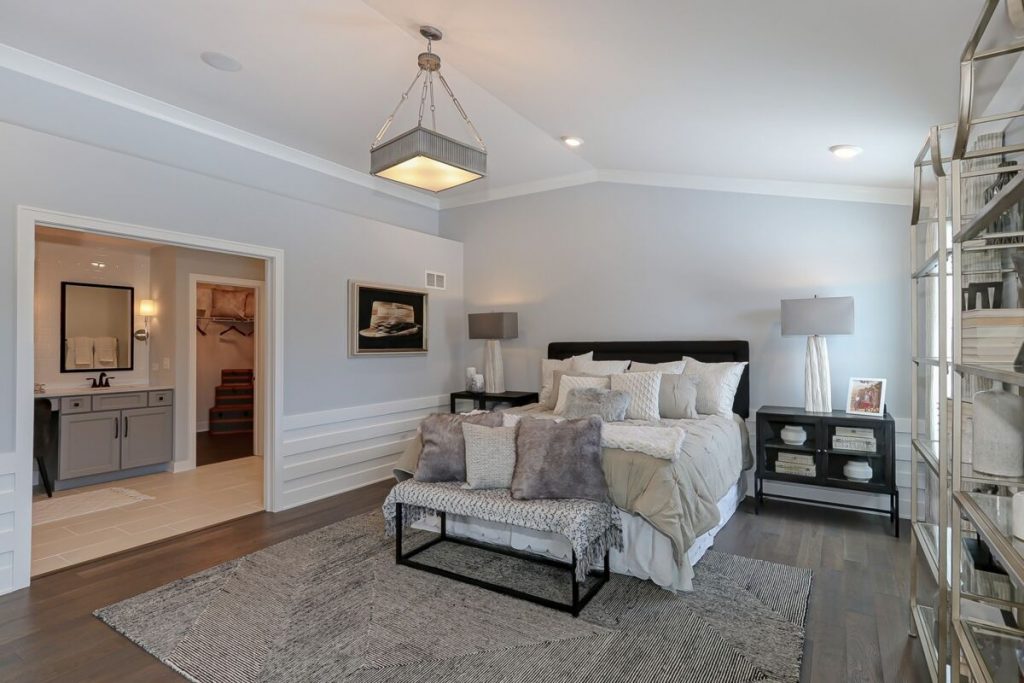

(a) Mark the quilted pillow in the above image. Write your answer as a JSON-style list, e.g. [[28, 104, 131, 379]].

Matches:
[[554, 375, 610, 414], [628, 359, 685, 374], [414, 412, 503, 482], [462, 422, 518, 489], [563, 387, 631, 422], [511, 416, 607, 502], [548, 370, 608, 411], [682, 357, 748, 416], [539, 352, 593, 407], [659, 374, 701, 419], [610, 371, 662, 421]]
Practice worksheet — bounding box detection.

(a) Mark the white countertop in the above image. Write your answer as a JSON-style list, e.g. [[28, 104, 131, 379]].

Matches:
[[34, 384, 175, 399]]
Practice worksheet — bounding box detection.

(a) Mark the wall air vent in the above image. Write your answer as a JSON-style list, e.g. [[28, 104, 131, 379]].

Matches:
[[425, 271, 446, 290]]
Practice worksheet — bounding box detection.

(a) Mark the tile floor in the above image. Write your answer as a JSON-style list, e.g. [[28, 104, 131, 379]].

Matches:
[[31, 456, 263, 576]]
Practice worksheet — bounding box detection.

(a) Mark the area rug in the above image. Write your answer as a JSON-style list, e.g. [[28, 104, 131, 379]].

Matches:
[[33, 487, 154, 525], [96, 512, 811, 682]]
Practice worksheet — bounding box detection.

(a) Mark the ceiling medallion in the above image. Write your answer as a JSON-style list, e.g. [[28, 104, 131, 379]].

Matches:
[[370, 26, 486, 193]]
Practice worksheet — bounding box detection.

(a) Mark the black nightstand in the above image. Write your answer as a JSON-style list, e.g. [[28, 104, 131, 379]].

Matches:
[[755, 405, 898, 536], [450, 390, 539, 413]]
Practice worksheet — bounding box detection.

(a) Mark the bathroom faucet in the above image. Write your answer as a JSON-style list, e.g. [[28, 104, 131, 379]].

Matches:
[[90, 372, 110, 389]]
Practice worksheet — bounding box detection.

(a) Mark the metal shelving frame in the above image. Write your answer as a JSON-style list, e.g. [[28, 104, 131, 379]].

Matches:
[[946, 1, 1024, 680]]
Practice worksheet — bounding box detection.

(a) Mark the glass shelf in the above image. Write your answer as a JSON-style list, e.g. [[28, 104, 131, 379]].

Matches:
[[956, 617, 1024, 683], [961, 462, 1024, 488], [956, 491, 1024, 587], [955, 362, 1024, 387], [912, 439, 941, 477], [914, 521, 943, 587], [912, 604, 939, 683]]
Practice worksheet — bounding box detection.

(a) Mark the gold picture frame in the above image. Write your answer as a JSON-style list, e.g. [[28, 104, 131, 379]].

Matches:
[[349, 280, 428, 356]]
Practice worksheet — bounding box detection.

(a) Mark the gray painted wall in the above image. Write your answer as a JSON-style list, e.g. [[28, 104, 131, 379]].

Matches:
[[0, 121, 464, 452], [441, 182, 910, 419]]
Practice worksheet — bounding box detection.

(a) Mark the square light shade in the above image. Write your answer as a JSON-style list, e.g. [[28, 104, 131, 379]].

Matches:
[[139, 299, 157, 317], [781, 296, 854, 336], [371, 127, 485, 193], [468, 312, 518, 340]]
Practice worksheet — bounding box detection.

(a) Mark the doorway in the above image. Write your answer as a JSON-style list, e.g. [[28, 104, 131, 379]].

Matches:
[[14, 207, 283, 591]]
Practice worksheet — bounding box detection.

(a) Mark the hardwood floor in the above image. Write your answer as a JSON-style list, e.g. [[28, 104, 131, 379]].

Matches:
[[195, 431, 253, 467], [0, 484, 929, 682]]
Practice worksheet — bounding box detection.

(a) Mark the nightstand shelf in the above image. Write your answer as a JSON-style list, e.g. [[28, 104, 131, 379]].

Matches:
[[755, 406, 898, 536], [449, 390, 538, 413]]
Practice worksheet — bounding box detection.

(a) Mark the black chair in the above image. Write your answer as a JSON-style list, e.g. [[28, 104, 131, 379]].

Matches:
[[34, 398, 54, 498]]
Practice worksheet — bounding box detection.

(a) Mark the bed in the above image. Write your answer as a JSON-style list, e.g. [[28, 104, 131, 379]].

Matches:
[[395, 340, 753, 592]]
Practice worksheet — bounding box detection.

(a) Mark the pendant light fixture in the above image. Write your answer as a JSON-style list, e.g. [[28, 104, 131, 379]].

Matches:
[[370, 26, 486, 193]]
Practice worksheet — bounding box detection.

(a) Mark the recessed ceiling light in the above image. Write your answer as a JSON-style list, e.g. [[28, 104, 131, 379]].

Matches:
[[90, 261, 106, 269], [829, 144, 863, 159], [201, 51, 243, 72], [561, 136, 584, 148]]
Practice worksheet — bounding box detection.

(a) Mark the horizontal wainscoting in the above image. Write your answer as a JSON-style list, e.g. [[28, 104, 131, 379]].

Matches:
[[280, 395, 447, 510], [0, 466, 15, 593], [745, 419, 920, 519]]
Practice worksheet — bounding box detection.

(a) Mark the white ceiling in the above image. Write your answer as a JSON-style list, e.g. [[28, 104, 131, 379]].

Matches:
[[0, 0, 1002, 206]]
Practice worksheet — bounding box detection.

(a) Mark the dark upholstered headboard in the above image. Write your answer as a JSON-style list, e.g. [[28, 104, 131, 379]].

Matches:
[[547, 340, 750, 419]]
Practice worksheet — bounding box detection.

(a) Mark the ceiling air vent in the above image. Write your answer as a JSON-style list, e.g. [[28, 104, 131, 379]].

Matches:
[[425, 271, 446, 290]]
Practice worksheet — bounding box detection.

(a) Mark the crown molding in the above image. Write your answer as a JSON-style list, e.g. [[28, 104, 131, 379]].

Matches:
[[0, 43, 440, 210], [439, 168, 911, 210]]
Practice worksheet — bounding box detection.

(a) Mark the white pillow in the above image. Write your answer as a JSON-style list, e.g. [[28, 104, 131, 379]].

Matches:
[[610, 371, 662, 421], [574, 359, 631, 376], [682, 356, 747, 416], [539, 352, 593, 404], [628, 359, 685, 374], [554, 375, 610, 414]]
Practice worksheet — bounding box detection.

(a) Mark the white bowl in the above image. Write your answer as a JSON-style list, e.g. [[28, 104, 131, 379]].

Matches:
[[780, 425, 807, 445], [843, 459, 873, 482]]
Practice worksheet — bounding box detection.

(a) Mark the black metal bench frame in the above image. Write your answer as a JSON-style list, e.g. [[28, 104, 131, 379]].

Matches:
[[394, 502, 609, 618]]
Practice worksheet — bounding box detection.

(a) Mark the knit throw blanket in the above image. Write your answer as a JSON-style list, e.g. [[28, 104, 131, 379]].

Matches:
[[383, 480, 623, 581]]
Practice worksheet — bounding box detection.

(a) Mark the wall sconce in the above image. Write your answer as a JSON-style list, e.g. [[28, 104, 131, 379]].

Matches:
[[135, 299, 156, 342]]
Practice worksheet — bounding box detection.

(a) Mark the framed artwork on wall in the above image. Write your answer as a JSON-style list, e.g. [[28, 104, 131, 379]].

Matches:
[[349, 280, 428, 356], [846, 377, 886, 417]]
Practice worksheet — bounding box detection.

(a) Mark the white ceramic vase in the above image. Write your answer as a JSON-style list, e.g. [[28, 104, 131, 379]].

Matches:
[[972, 388, 1024, 478], [1014, 491, 1024, 541]]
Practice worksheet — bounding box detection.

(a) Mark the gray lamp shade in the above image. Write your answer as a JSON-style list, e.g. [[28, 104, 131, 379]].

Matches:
[[468, 312, 518, 340], [781, 296, 855, 336]]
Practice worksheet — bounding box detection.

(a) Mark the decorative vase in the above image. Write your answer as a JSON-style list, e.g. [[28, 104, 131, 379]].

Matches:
[[465, 367, 477, 391], [780, 425, 808, 445], [843, 458, 873, 482], [1014, 492, 1024, 541], [972, 388, 1024, 478], [470, 373, 485, 393]]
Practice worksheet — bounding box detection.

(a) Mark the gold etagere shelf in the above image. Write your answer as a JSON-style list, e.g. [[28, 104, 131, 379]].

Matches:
[[920, 2, 1024, 681]]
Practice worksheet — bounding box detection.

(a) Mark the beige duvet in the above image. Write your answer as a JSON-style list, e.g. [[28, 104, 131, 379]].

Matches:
[[392, 406, 752, 565]]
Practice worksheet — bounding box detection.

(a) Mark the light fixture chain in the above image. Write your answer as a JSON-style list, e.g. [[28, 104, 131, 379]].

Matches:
[[428, 71, 437, 131], [416, 68, 431, 126], [372, 69, 424, 149], [437, 72, 486, 151]]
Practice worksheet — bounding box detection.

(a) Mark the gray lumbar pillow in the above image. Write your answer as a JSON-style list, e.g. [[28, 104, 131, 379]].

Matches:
[[659, 374, 701, 419], [511, 416, 607, 502], [415, 412, 503, 482], [563, 387, 631, 422], [462, 422, 518, 489]]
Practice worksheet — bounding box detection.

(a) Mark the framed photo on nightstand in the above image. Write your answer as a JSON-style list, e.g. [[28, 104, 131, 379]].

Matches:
[[846, 377, 886, 417]]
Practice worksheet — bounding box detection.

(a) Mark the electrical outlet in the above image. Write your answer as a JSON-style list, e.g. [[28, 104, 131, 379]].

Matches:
[[162, 357, 171, 370]]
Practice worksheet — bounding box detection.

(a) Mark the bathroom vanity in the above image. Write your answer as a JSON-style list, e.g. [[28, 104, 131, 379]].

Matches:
[[37, 385, 174, 489]]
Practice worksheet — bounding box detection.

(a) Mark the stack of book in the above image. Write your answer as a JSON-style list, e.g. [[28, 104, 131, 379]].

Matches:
[[833, 426, 877, 452], [774, 452, 815, 477], [962, 309, 1024, 364]]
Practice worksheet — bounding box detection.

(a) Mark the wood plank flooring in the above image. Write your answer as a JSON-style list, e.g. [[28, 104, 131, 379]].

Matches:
[[0, 484, 930, 682]]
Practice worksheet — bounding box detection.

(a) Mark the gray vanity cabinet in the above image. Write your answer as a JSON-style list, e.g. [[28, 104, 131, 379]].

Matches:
[[55, 390, 174, 486], [58, 410, 122, 478], [121, 406, 174, 469]]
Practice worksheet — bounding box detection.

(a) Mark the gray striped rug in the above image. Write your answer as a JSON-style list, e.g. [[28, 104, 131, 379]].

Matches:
[[96, 512, 811, 682]]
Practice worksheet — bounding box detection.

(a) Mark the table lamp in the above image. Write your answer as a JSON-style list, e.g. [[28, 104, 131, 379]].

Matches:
[[781, 296, 854, 412], [468, 312, 518, 393]]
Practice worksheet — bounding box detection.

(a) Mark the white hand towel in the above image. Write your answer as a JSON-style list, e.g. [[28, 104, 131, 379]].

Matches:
[[94, 337, 117, 366], [71, 337, 94, 367]]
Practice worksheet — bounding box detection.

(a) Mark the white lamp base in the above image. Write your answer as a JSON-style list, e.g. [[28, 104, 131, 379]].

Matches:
[[484, 339, 505, 394], [804, 335, 831, 413]]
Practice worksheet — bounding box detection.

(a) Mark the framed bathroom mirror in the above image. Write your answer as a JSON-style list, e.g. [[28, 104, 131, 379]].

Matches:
[[60, 282, 135, 373]]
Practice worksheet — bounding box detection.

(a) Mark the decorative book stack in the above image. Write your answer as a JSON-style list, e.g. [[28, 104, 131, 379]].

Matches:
[[833, 426, 877, 452], [774, 452, 815, 477], [962, 310, 1024, 364]]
